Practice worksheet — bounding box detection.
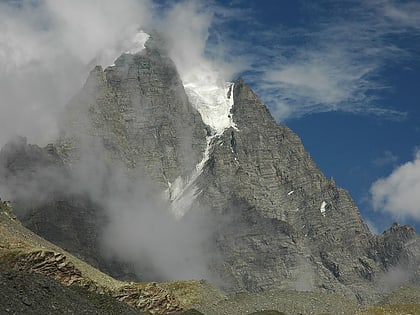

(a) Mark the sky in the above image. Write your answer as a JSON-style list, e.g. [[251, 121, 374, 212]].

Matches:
[[0, 0, 420, 235]]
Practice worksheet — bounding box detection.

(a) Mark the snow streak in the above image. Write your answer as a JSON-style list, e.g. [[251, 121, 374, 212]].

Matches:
[[168, 82, 236, 218]]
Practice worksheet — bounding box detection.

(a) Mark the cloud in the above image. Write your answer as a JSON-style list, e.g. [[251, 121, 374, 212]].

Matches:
[[158, 0, 240, 97], [218, 0, 420, 121], [379, 0, 420, 29], [378, 265, 413, 292], [0, 0, 153, 147], [0, 0, 240, 148], [372, 150, 398, 167], [370, 151, 420, 221], [77, 153, 214, 281], [0, 136, 216, 281], [365, 218, 380, 235]]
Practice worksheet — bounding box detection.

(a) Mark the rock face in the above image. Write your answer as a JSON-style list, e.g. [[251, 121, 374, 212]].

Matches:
[[57, 35, 206, 188], [1, 34, 420, 305], [193, 79, 420, 302], [0, 136, 110, 274]]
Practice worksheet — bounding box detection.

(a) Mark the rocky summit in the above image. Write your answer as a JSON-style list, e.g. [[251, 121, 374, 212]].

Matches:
[[1, 32, 420, 313]]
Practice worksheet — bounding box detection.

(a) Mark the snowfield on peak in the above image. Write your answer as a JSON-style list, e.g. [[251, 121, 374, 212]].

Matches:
[[184, 81, 236, 135], [167, 78, 237, 218]]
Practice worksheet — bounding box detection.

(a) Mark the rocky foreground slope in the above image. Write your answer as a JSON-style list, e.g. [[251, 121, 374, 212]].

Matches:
[[1, 200, 420, 314], [0, 199, 193, 314], [1, 33, 420, 313]]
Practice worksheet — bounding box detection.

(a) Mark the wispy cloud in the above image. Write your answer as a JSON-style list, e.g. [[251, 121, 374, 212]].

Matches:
[[372, 150, 398, 167], [370, 150, 420, 221], [216, 0, 420, 121], [0, 0, 154, 147], [379, 0, 420, 29]]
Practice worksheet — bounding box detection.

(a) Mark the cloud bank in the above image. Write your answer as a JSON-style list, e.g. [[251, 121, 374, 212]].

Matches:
[[0, 0, 153, 147], [370, 151, 420, 221], [72, 152, 213, 281]]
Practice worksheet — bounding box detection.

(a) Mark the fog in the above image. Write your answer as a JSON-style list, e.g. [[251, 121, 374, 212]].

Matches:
[[73, 148, 215, 281]]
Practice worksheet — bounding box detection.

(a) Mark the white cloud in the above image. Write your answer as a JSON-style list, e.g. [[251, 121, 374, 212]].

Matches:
[[0, 0, 153, 147], [370, 151, 420, 221], [160, 1, 238, 93]]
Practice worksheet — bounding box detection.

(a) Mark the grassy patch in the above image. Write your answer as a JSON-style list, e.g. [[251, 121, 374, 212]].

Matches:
[[161, 280, 225, 309], [357, 304, 420, 314]]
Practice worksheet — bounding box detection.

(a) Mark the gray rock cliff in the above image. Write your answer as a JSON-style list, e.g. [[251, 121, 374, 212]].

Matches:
[[192, 79, 420, 302], [57, 35, 207, 188]]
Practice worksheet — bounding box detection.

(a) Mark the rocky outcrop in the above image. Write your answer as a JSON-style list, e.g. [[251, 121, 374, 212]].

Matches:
[[114, 282, 183, 314], [12, 250, 88, 287], [1, 245, 183, 314], [5, 250, 184, 314]]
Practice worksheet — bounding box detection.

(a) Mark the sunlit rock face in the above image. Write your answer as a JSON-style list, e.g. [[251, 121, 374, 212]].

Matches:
[[1, 33, 420, 305], [57, 33, 207, 189]]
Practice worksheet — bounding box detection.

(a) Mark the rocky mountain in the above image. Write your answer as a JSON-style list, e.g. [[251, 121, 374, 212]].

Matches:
[[1, 32, 420, 310]]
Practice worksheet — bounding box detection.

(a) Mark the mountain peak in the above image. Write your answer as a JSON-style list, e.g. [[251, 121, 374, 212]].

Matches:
[[1, 31, 420, 308], [231, 77, 278, 130]]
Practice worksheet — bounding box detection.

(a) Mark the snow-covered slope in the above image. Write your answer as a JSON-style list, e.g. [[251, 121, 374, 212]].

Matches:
[[184, 81, 236, 135]]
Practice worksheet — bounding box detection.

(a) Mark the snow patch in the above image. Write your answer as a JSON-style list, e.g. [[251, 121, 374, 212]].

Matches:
[[168, 135, 215, 218], [320, 201, 327, 217], [184, 81, 236, 135], [168, 78, 238, 217]]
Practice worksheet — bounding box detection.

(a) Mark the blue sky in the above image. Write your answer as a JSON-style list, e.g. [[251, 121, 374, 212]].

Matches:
[[1, 0, 419, 234]]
